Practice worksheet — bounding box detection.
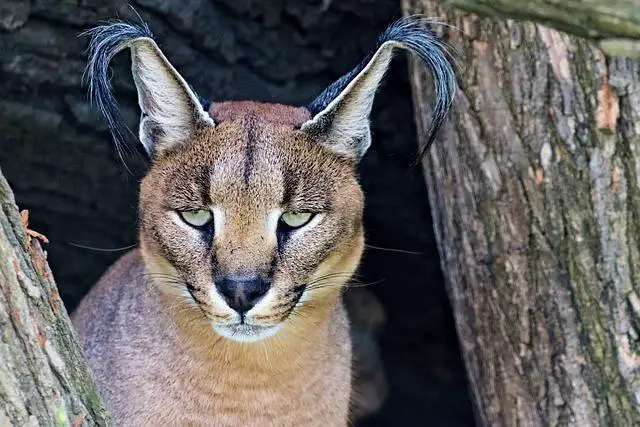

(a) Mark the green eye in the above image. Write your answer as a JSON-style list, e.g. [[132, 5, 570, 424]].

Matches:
[[179, 209, 213, 228], [280, 212, 314, 229]]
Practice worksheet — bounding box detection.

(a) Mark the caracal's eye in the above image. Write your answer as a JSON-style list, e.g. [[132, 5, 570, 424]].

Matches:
[[179, 209, 213, 228], [280, 212, 314, 229]]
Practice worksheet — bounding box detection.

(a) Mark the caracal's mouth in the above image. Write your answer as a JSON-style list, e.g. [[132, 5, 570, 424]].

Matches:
[[213, 323, 282, 343]]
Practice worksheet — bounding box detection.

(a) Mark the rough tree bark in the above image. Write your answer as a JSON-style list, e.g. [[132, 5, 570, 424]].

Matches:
[[405, 0, 640, 425], [444, 0, 640, 57], [0, 167, 111, 426]]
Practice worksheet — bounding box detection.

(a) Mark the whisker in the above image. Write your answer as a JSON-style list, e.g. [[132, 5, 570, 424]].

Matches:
[[305, 278, 385, 293], [365, 244, 424, 255], [306, 275, 356, 287], [141, 273, 186, 282], [347, 278, 385, 288], [67, 242, 137, 252], [306, 272, 357, 287]]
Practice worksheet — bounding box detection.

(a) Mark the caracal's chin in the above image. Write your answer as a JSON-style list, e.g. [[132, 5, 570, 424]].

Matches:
[[212, 323, 282, 343]]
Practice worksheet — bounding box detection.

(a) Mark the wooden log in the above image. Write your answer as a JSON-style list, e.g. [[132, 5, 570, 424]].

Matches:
[[0, 167, 111, 426], [404, 0, 640, 425]]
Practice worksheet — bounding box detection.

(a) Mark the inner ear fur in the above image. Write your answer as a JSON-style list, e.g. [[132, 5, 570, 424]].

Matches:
[[85, 20, 214, 158], [302, 17, 457, 160]]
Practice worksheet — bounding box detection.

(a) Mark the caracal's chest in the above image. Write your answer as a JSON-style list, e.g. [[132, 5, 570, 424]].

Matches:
[[124, 344, 352, 427]]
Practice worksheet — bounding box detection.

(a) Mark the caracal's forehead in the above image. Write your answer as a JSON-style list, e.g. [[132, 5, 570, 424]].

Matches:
[[154, 109, 356, 212], [202, 117, 286, 208]]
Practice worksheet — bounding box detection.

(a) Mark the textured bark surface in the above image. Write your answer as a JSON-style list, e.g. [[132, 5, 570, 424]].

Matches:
[[445, 0, 640, 57], [406, 0, 640, 425], [0, 167, 111, 426], [0, 0, 473, 425]]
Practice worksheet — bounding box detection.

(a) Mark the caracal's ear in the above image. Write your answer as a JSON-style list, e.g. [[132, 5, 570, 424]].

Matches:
[[302, 16, 457, 160], [84, 20, 214, 158]]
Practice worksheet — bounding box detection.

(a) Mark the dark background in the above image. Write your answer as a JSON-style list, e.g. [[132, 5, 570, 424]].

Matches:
[[0, 0, 473, 425]]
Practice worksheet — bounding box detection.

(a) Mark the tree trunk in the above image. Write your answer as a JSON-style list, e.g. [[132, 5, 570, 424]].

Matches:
[[404, 0, 640, 426], [0, 167, 111, 426]]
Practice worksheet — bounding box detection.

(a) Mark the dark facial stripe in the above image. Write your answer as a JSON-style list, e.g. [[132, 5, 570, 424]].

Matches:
[[276, 230, 290, 256], [281, 166, 299, 207], [197, 166, 212, 206], [185, 282, 206, 305], [243, 115, 258, 184], [283, 287, 306, 317]]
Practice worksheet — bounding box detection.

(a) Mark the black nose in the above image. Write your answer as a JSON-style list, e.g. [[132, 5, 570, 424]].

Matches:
[[215, 275, 270, 314]]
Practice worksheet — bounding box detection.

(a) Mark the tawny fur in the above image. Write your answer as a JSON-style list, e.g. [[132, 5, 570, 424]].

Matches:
[[73, 250, 352, 426], [73, 102, 363, 426], [76, 15, 456, 425]]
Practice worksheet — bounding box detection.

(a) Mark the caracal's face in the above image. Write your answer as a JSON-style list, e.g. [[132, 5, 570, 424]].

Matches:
[[139, 105, 365, 342]]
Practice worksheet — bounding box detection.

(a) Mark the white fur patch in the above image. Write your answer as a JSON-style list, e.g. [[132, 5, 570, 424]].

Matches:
[[267, 209, 283, 235], [212, 206, 225, 237], [212, 323, 281, 343]]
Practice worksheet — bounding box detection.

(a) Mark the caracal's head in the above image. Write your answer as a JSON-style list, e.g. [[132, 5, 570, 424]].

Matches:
[[138, 103, 366, 343], [85, 18, 455, 342]]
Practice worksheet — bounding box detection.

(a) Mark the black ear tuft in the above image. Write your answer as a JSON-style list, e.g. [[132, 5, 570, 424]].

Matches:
[[83, 20, 155, 155], [305, 16, 457, 159], [83, 19, 214, 158]]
